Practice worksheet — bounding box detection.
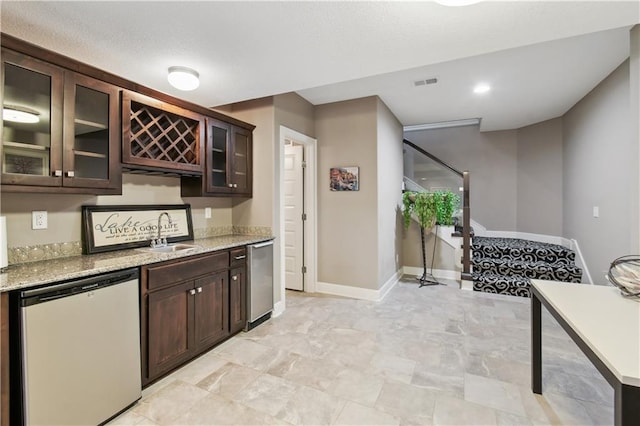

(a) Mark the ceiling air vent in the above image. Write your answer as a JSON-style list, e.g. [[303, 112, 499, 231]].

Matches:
[[414, 78, 438, 87]]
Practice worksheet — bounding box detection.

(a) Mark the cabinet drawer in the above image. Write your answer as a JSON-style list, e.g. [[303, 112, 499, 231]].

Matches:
[[147, 251, 229, 291], [230, 247, 247, 267]]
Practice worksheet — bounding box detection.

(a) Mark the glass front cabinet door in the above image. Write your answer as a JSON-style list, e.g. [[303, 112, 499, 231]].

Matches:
[[1, 49, 63, 187], [62, 72, 120, 190], [230, 126, 252, 196], [1, 48, 120, 193], [206, 118, 233, 194], [203, 118, 253, 197]]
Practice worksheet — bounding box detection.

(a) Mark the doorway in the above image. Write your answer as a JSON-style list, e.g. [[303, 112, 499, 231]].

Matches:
[[283, 141, 304, 291], [278, 126, 317, 302]]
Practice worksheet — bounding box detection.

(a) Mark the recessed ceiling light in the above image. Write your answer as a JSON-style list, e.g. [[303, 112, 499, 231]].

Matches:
[[473, 83, 491, 94], [2, 105, 40, 123], [167, 66, 200, 91]]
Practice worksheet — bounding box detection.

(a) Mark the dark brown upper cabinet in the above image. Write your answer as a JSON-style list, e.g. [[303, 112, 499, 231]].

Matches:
[[181, 117, 253, 197], [1, 48, 121, 194], [1, 34, 254, 196], [122, 91, 205, 175]]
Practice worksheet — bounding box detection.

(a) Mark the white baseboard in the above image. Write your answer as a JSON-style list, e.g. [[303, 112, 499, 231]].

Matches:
[[570, 238, 593, 284], [315, 270, 401, 302], [471, 219, 487, 236], [272, 300, 285, 317], [483, 230, 571, 248], [460, 279, 474, 291], [402, 266, 460, 281]]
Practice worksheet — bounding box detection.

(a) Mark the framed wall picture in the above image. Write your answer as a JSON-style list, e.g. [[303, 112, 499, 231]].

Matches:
[[81, 204, 194, 254], [330, 166, 359, 191]]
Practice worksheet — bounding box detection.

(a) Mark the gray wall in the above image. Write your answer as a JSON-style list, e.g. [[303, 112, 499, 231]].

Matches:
[[315, 97, 379, 289], [631, 25, 640, 252], [516, 118, 564, 235], [1, 174, 232, 249], [222, 93, 317, 305], [274, 92, 316, 139], [563, 60, 638, 284], [406, 126, 519, 231], [376, 98, 404, 286], [403, 222, 458, 272], [222, 97, 276, 229]]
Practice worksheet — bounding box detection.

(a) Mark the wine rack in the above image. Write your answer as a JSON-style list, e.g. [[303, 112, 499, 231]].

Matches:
[[122, 92, 204, 174]]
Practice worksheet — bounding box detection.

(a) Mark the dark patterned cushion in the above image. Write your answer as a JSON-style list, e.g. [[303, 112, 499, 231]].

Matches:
[[472, 236, 575, 264]]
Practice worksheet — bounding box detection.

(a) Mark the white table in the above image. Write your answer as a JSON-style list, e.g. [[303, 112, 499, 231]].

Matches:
[[531, 280, 640, 426]]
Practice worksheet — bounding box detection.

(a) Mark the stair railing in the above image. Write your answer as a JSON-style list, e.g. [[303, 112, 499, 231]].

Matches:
[[403, 139, 472, 280]]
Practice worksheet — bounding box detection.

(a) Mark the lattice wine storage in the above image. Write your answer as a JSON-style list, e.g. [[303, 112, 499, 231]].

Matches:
[[122, 92, 204, 173]]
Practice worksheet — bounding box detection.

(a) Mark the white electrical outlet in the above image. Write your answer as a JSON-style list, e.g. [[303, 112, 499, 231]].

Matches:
[[205, 207, 212, 219], [32, 211, 48, 230]]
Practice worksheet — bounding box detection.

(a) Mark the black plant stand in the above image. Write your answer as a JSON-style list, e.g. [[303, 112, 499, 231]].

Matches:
[[418, 224, 441, 287]]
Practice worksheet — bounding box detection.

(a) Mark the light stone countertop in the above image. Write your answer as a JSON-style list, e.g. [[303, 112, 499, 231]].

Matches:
[[0, 234, 273, 293]]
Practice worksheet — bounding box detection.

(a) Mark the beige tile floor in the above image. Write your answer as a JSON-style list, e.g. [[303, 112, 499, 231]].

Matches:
[[109, 278, 614, 425]]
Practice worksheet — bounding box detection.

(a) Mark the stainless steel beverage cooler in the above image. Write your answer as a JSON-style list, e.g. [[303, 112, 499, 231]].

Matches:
[[246, 240, 274, 330]]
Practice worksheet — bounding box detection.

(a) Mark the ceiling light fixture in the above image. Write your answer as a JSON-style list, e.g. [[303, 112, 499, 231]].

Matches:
[[167, 66, 200, 91], [473, 83, 491, 94], [434, 0, 483, 6], [404, 118, 481, 132], [2, 105, 40, 123]]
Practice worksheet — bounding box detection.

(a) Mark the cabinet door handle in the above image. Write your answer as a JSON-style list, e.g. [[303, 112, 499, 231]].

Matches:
[[53, 170, 63, 177], [196, 287, 202, 293], [234, 255, 246, 260], [228, 183, 234, 188], [66, 170, 75, 177], [189, 289, 196, 296], [233, 184, 238, 188], [232, 275, 238, 281]]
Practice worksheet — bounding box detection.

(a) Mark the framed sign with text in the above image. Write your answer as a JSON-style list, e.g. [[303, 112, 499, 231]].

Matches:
[[82, 204, 194, 254]]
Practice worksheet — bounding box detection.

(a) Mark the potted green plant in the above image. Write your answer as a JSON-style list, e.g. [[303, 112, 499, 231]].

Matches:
[[403, 190, 460, 286]]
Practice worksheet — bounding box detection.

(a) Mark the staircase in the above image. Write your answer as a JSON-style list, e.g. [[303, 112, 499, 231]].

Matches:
[[471, 236, 582, 297]]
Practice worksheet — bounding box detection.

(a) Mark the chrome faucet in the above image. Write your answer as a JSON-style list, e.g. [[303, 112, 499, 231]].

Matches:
[[152, 212, 172, 247]]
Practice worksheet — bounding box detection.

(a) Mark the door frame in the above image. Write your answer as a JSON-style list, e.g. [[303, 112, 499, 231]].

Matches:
[[283, 142, 305, 291], [277, 126, 317, 307]]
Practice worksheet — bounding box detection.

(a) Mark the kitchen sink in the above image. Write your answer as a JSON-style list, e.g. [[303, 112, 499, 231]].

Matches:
[[137, 243, 200, 254]]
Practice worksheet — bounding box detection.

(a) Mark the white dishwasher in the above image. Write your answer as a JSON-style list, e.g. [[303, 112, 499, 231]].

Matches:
[[19, 268, 141, 425]]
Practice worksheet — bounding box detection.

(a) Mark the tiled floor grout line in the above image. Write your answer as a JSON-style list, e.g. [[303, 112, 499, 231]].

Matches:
[[110, 279, 614, 425]]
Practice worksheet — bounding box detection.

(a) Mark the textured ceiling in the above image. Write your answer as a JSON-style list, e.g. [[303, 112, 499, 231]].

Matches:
[[1, 1, 639, 131]]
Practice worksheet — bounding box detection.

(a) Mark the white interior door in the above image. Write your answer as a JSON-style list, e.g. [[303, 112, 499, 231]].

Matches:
[[284, 144, 304, 291]]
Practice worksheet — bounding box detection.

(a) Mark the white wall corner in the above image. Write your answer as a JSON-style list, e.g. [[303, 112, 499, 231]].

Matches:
[[272, 300, 286, 317], [570, 238, 594, 285], [471, 219, 487, 236]]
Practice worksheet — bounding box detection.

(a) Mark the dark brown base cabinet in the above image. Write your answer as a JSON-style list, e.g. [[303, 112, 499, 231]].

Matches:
[[229, 268, 246, 335], [141, 249, 246, 386]]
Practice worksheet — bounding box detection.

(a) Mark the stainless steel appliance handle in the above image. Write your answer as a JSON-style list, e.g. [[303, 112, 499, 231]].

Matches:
[[21, 268, 139, 303], [251, 241, 274, 249]]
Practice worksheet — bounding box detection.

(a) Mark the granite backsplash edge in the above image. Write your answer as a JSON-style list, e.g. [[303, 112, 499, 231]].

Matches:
[[7, 226, 272, 266]]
